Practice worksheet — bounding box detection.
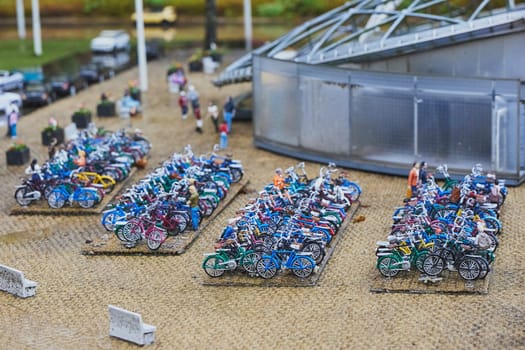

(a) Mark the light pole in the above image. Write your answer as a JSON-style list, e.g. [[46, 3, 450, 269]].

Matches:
[[243, 0, 252, 51], [134, 0, 148, 92], [31, 0, 42, 56], [16, 0, 26, 39]]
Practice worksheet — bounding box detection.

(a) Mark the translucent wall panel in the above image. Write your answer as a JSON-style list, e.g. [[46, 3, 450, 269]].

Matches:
[[253, 57, 300, 146], [299, 77, 351, 155], [252, 56, 523, 183]]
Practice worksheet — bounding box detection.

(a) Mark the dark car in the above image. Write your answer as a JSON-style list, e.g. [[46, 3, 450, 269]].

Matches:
[[49, 73, 88, 97], [232, 92, 253, 121], [21, 81, 56, 107], [146, 40, 164, 61], [79, 62, 114, 84]]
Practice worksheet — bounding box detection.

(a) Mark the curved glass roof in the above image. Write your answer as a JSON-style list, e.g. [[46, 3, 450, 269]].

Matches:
[[214, 0, 525, 86]]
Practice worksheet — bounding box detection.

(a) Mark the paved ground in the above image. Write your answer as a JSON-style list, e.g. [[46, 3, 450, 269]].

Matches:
[[0, 50, 523, 350]]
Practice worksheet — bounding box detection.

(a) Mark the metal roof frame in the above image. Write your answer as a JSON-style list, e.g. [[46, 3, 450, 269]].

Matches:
[[214, 0, 525, 86]]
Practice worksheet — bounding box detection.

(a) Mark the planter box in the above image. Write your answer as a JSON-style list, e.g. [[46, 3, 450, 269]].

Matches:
[[72, 112, 92, 129], [188, 60, 203, 72], [210, 52, 222, 63], [41, 128, 65, 146], [97, 103, 116, 117], [6, 147, 30, 166]]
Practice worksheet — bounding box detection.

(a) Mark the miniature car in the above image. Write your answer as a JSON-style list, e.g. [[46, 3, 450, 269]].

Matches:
[[21, 81, 56, 106], [131, 6, 177, 26], [48, 73, 88, 97], [0, 91, 22, 120], [79, 62, 114, 84], [90, 30, 130, 53], [0, 70, 24, 91]]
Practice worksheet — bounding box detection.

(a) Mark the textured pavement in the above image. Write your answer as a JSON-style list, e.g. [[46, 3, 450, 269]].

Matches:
[[0, 50, 523, 349]]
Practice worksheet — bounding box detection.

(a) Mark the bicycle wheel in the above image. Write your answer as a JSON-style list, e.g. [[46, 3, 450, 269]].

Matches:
[[476, 257, 490, 280], [301, 242, 325, 265], [230, 168, 243, 183], [202, 256, 226, 278], [458, 257, 481, 281], [291, 256, 315, 278], [256, 257, 278, 279], [101, 179, 115, 194], [114, 224, 128, 242], [48, 190, 66, 209], [377, 256, 400, 277], [77, 190, 96, 209], [344, 182, 361, 202], [43, 184, 54, 199], [102, 211, 120, 232], [14, 187, 31, 206], [240, 251, 261, 274], [435, 248, 455, 268], [166, 216, 181, 236], [483, 217, 501, 235], [174, 214, 188, 233], [199, 199, 214, 217], [123, 220, 143, 242], [422, 254, 444, 276], [146, 228, 165, 250], [414, 251, 429, 273]]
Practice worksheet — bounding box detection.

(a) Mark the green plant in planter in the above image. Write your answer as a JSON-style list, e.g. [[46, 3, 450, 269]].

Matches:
[[72, 107, 92, 129], [205, 48, 224, 63], [41, 124, 65, 145], [6, 142, 30, 165], [7, 142, 28, 152], [188, 50, 204, 72], [74, 107, 92, 117]]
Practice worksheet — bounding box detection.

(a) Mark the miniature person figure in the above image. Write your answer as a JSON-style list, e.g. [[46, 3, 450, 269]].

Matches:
[[48, 137, 58, 160], [219, 120, 228, 149], [169, 66, 187, 93], [195, 105, 203, 133], [207, 101, 219, 133], [8, 102, 19, 139], [474, 219, 492, 251], [122, 89, 140, 116], [187, 85, 200, 116], [273, 168, 286, 190], [100, 92, 109, 102], [178, 91, 189, 119], [407, 161, 419, 199], [74, 150, 86, 167], [187, 180, 200, 231], [25, 159, 42, 183], [419, 161, 428, 185], [223, 96, 236, 133]]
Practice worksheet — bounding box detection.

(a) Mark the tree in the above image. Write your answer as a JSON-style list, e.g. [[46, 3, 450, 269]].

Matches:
[[204, 0, 217, 50]]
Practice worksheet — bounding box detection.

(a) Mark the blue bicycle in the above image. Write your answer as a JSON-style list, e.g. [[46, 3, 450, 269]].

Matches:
[[101, 202, 145, 231], [255, 239, 316, 279]]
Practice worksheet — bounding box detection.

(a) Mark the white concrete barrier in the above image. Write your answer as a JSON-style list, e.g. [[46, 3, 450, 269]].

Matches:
[[0, 264, 37, 298], [108, 305, 156, 346], [64, 123, 78, 141], [116, 99, 131, 118]]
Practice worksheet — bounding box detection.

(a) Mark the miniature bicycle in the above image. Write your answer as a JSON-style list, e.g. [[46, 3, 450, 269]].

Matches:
[[255, 239, 316, 279]]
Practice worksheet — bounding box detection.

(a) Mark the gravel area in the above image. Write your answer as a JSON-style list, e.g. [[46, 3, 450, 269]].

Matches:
[[0, 50, 523, 350]]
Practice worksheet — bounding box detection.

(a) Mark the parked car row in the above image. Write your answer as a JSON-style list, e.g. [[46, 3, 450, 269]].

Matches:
[[0, 29, 135, 116]]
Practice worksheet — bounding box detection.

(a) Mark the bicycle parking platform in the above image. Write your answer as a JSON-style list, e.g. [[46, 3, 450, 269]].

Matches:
[[80, 178, 249, 256], [369, 266, 491, 294], [200, 201, 361, 288]]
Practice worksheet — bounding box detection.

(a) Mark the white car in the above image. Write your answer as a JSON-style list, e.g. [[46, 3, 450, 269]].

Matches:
[[0, 91, 22, 123], [0, 70, 24, 91], [90, 30, 130, 53]]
